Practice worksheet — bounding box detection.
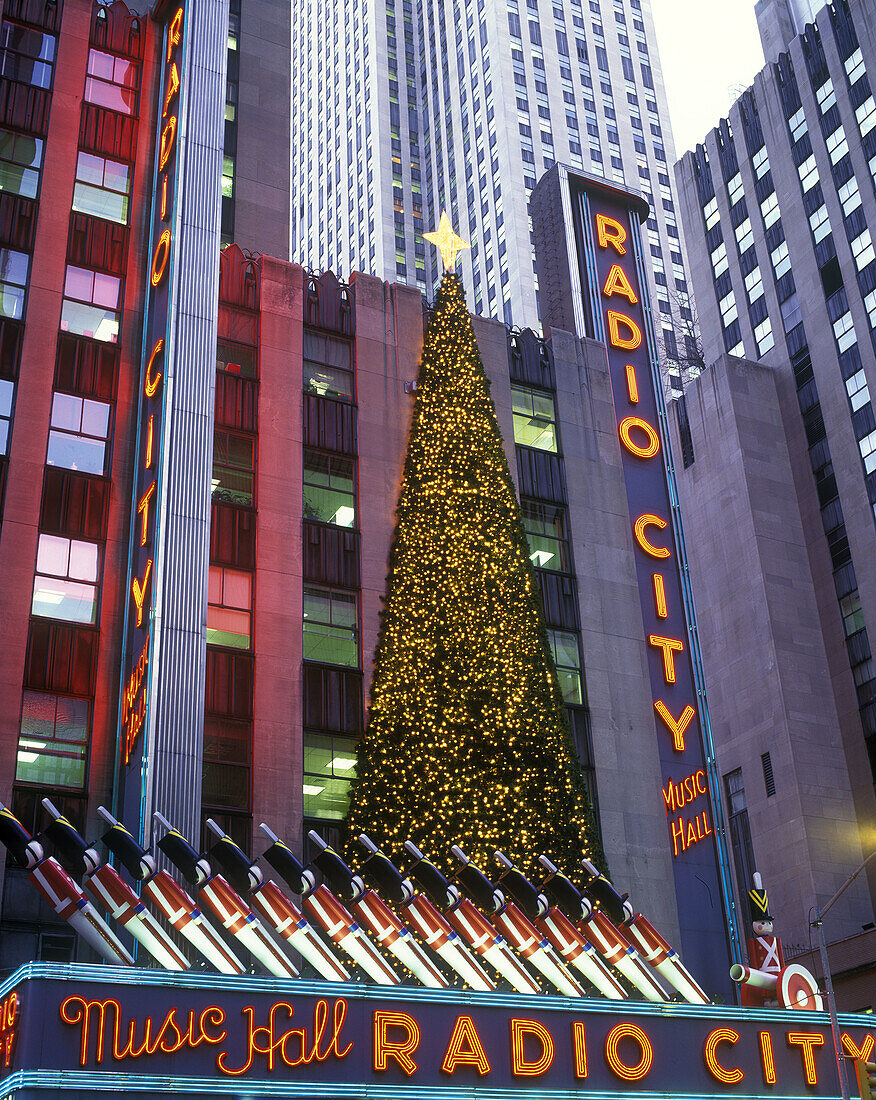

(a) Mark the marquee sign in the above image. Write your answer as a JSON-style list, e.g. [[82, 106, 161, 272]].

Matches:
[[1, 966, 873, 1096], [531, 167, 740, 995], [115, 0, 187, 834]]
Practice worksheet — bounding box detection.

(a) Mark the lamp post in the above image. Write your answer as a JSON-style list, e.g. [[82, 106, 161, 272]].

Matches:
[[810, 850, 876, 1100]]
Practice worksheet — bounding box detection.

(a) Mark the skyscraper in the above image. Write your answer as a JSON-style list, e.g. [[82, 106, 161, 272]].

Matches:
[[289, 0, 696, 393]]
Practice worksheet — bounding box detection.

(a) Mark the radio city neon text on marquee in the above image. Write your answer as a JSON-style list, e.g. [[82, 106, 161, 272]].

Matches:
[[56, 994, 875, 1087], [0, 990, 18, 1070], [121, 5, 184, 766], [594, 211, 711, 859]]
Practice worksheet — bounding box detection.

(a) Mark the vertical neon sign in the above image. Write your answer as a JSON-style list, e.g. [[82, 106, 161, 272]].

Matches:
[[116, 3, 186, 836]]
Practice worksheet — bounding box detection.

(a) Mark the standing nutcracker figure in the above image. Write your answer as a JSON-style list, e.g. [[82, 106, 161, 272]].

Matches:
[[741, 872, 784, 1007]]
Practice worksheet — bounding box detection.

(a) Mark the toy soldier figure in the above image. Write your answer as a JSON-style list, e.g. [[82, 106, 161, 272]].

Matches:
[[742, 871, 784, 1007]]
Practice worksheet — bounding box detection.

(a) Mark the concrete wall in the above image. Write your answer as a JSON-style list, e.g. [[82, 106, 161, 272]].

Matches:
[[672, 355, 874, 947]]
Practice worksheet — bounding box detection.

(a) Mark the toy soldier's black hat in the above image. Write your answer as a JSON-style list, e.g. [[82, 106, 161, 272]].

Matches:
[[748, 883, 773, 924]]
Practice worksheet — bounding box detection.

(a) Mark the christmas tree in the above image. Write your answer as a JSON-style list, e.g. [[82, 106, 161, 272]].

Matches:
[[345, 224, 603, 878]]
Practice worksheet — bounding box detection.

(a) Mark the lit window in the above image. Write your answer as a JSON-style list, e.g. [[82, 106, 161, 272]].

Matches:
[[797, 155, 818, 192], [809, 204, 831, 243], [826, 126, 849, 164], [222, 154, 234, 199], [719, 291, 737, 326], [72, 152, 130, 224], [815, 79, 835, 114], [32, 533, 99, 624], [845, 369, 871, 411], [752, 146, 769, 179], [217, 339, 257, 378], [84, 48, 138, 115], [859, 428, 876, 473], [521, 500, 570, 571], [511, 383, 558, 451], [547, 628, 582, 704], [840, 592, 866, 637], [865, 288, 876, 328], [852, 229, 875, 271], [788, 107, 807, 142], [212, 428, 255, 505], [727, 172, 743, 205], [710, 241, 728, 277], [207, 565, 251, 649], [0, 248, 28, 320], [754, 317, 774, 355], [0, 377, 12, 454], [46, 392, 111, 475], [15, 692, 88, 789], [745, 266, 764, 302], [734, 217, 753, 252], [839, 176, 861, 216], [0, 128, 42, 199], [304, 450, 356, 527], [61, 264, 121, 343], [701, 198, 718, 231], [0, 23, 54, 89], [303, 330, 354, 401], [303, 732, 359, 820], [845, 48, 865, 85], [303, 585, 358, 667], [770, 240, 790, 278], [760, 191, 780, 227], [833, 311, 857, 353], [857, 96, 876, 137]]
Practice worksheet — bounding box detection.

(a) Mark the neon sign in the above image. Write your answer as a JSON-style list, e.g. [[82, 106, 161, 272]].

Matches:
[[116, 2, 186, 828], [0, 989, 18, 1071]]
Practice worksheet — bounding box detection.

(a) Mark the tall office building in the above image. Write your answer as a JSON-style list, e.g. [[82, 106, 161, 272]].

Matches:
[[673, 0, 876, 992], [290, 0, 696, 394]]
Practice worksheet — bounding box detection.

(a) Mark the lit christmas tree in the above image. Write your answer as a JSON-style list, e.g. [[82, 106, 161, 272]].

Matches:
[[345, 216, 604, 877]]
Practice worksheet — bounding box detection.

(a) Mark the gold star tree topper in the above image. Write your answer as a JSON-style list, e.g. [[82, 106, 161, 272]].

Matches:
[[424, 211, 470, 272]]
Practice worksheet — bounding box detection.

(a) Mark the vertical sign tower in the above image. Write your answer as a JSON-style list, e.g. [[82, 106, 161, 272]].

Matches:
[[532, 166, 740, 993], [116, 0, 227, 844]]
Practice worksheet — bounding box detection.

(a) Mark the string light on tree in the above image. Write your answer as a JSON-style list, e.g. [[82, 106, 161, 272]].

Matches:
[[344, 217, 604, 878]]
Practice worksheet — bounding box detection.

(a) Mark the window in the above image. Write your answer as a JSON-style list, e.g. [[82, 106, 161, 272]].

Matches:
[[846, 370, 871, 411], [724, 767, 756, 910], [303, 585, 358, 667], [833, 311, 857, 354], [303, 732, 358, 820], [203, 717, 251, 812], [788, 107, 807, 142], [734, 217, 753, 252], [72, 152, 131, 224], [0, 377, 12, 454], [521, 500, 570, 571], [84, 48, 138, 115], [710, 241, 728, 277], [754, 317, 774, 355], [61, 265, 121, 343], [0, 249, 28, 320], [547, 628, 582, 704], [727, 172, 743, 205], [0, 129, 42, 199], [826, 126, 849, 165], [761, 752, 775, 797], [815, 79, 835, 114], [511, 384, 558, 451], [207, 565, 251, 649], [852, 229, 875, 271], [760, 191, 780, 227], [841, 591, 866, 637], [212, 428, 255, 505], [797, 155, 818, 192], [32, 533, 99, 624], [0, 23, 54, 89], [16, 692, 88, 789], [217, 340, 257, 378], [859, 428, 876, 473], [809, 204, 830, 243], [303, 330, 354, 401], [46, 392, 111, 476], [845, 47, 865, 85], [857, 96, 876, 138], [304, 450, 356, 527], [745, 266, 764, 302], [770, 240, 790, 279], [747, 150, 767, 183], [719, 291, 737, 326], [839, 176, 861, 216]]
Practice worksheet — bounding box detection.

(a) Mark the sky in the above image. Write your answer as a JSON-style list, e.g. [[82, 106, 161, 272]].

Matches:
[[650, 0, 767, 156]]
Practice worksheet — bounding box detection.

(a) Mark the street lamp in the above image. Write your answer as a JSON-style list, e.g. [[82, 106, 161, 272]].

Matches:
[[810, 850, 876, 1100]]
